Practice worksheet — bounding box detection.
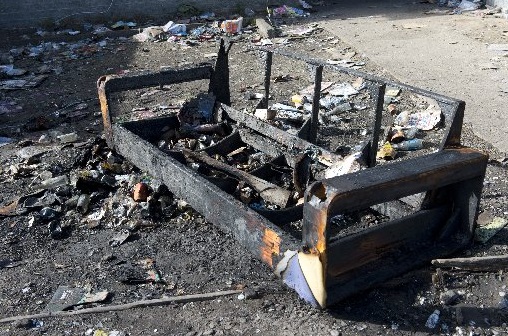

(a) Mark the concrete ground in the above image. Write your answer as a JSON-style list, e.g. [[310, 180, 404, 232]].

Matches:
[[319, 0, 508, 154]]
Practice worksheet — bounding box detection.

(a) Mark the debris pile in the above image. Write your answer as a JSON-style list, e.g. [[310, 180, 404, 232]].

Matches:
[[0, 137, 199, 237]]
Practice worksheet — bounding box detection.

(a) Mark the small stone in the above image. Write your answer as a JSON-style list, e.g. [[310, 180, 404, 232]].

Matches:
[[39, 207, 59, 221], [330, 330, 340, 336]]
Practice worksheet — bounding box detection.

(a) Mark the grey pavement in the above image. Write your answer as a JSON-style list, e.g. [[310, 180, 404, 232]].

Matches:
[[319, 0, 508, 153]]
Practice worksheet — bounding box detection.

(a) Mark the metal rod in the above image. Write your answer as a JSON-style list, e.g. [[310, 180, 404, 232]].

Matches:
[[263, 51, 273, 109], [309, 65, 323, 144], [369, 84, 386, 167]]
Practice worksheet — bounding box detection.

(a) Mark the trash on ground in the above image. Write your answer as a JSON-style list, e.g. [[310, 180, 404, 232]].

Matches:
[[111, 21, 137, 30], [475, 216, 508, 243], [162, 21, 187, 35], [457, 0, 480, 11], [44, 286, 109, 313], [425, 309, 440, 329], [109, 230, 132, 247], [328, 82, 359, 97], [221, 17, 243, 34], [0, 75, 47, 90]]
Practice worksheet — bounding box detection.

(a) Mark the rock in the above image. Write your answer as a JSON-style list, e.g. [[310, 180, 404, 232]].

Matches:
[[39, 207, 59, 221]]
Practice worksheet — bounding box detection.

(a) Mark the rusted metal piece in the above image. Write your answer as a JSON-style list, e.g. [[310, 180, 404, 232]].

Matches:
[[98, 42, 488, 309]]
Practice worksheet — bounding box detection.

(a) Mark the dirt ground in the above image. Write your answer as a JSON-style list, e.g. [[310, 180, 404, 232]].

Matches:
[[0, 4, 508, 336]]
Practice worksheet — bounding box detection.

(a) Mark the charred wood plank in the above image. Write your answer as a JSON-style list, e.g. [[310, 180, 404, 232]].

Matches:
[[327, 206, 449, 279], [182, 149, 291, 208], [103, 65, 213, 93], [432, 255, 508, 271]]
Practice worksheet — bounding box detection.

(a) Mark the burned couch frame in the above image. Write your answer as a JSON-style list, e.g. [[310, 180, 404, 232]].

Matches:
[[98, 41, 487, 308]]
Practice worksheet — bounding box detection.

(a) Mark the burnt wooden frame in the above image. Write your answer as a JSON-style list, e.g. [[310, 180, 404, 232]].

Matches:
[[98, 43, 487, 308]]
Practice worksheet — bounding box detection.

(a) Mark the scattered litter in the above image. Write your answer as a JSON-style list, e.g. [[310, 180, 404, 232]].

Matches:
[[392, 139, 423, 151], [377, 142, 396, 160], [109, 230, 132, 247], [328, 82, 359, 97], [395, 102, 441, 131], [475, 217, 508, 243], [221, 17, 243, 34], [162, 21, 187, 35], [322, 153, 361, 178], [425, 310, 440, 329], [0, 75, 47, 90], [457, 0, 480, 11], [133, 182, 150, 202], [300, 81, 334, 96], [255, 109, 276, 120], [385, 87, 401, 97], [487, 44, 508, 52], [44, 286, 109, 313], [111, 21, 137, 30], [271, 5, 309, 17], [0, 65, 27, 76]]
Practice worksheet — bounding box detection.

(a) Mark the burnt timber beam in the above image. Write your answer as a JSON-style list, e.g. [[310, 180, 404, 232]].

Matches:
[[98, 65, 213, 147]]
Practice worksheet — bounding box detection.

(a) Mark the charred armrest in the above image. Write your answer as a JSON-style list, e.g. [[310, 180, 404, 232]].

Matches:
[[283, 148, 487, 308]]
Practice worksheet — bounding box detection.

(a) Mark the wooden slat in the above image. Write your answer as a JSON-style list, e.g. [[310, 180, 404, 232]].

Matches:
[[326, 206, 449, 279], [315, 148, 488, 215], [104, 65, 213, 93]]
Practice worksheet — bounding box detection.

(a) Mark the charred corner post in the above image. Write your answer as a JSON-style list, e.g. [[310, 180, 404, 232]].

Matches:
[[98, 39, 488, 308]]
